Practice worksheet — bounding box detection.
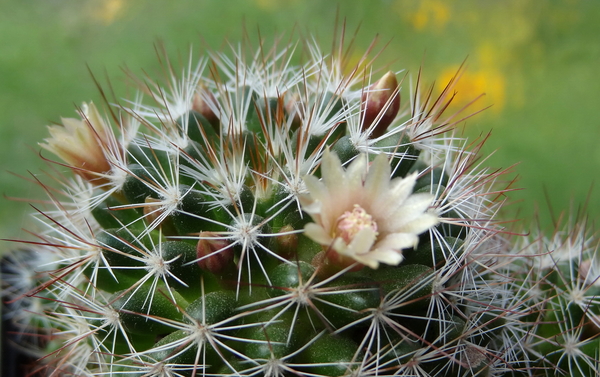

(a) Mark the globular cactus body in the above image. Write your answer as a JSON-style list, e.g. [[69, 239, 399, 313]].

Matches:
[[2, 34, 600, 377]]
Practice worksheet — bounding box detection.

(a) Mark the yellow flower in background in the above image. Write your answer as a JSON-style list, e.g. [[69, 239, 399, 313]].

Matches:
[[94, 0, 125, 24], [399, 1, 531, 113], [437, 66, 505, 113], [405, 0, 450, 32], [254, 0, 299, 11]]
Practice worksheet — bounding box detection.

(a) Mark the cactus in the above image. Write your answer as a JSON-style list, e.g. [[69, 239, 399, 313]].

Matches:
[[2, 35, 600, 377]]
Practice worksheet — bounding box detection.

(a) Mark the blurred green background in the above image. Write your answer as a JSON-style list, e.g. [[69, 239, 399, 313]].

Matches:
[[1, 0, 599, 253]]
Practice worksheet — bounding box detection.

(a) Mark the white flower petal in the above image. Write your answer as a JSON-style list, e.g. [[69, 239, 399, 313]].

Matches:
[[304, 223, 332, 246], [302, 175, 328, 203], [370, 172, 418, 217], [356, 248, 404, 268], [389, 172, 418, 201], [385, 193, 435, 230], [321, 149, 346, 190], [345, 227, 378, 256], [364, 153, 391, 199], [396, 213, 439, 235], [374, 232, 419, 251], [345, 153, 368, 185]]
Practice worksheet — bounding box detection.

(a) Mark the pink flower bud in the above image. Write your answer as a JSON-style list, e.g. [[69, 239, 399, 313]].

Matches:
[[273, 225, 299, 258], [196, 232, 233, 273], [143, 196, 163, 226], [192, 85, 219, 128], [360, 71, 400, 138]]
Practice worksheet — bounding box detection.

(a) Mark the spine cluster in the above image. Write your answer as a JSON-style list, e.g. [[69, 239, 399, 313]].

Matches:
[[1, 36, 599, 377]]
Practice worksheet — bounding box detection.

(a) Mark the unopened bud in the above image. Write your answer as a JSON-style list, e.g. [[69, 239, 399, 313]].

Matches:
[[360, 71, 400, 139], [273, 225, 299, 258], [143, 196, 163, 226], [192, 85, 219, 128], [196, 232, 233, 273]]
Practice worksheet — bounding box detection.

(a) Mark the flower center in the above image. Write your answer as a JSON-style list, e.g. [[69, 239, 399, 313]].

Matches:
[[336, 205, 378, 243]]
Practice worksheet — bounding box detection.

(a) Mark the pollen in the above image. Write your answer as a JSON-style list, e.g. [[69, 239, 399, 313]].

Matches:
[[335, 204, 378, 243]]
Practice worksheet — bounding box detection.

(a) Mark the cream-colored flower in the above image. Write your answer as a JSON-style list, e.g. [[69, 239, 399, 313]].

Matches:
[[301, 149, 439, 269], [41, 102, 112, 183]]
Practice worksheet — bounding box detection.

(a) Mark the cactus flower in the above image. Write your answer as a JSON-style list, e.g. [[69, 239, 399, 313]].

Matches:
[[40, 102, 114, 183], [301, 149, 438, 269]]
